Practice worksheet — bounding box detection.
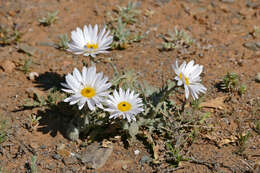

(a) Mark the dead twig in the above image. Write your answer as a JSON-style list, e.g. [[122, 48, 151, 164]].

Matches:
[[187, 156, 217, 171], [185, 156, 235, 172], [165, 166, 184, 172], [160, 124, 211, 133]]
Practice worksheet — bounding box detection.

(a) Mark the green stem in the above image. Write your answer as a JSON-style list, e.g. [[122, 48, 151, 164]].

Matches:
[[151, 84, 178, 119], [159, 85, 178, 104]]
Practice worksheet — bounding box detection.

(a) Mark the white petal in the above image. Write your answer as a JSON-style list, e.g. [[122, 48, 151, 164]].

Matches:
[[184, 85, 190, 99], [61, 82, 70, 89], [71, 27, 85, 47], [93, 24, 98, 43], [61, 88, 75, 94], [66, 74, 81, 91], [97, 27, 106, 43], [88, 24, 94, 43], [185, 60, 194, 74], [83, 25, 90, 42], [78, 98, 87, 110], [90, 53, 96, 58], [73, 68, 82, 83], [87, 99, 96, 111], [177, 79, 183, 86], [179, 61, 187, 72]]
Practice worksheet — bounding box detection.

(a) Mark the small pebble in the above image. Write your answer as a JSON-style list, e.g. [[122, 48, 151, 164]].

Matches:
[[243, 42, 260, 51], [40, 145, 46, 149], [52, 153, 62, 160], [140, 155, 151, 164], [122, 165, 128, 170], [134, 149, 140, 155], [28, 72, 39, 80], [255, 42, 260, 48]]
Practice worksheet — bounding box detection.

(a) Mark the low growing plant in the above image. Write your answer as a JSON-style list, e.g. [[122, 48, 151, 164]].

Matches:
[[0, 26, 22, 45], [57, 34, 69, 50], [27, 114, 42, 132], [109, 17, 142, 49], [0, 120, 7, 144], [219, 72, 246, 95], [39, 11, 59, 26], [61, 59, 208, 161], [19, 56, 33, 74], [116, 2, 140, 24], [30, 155, 38, 173], [160, 27, 195, 51], [106, 2, 143, 49], [220, 72, 239, 92]]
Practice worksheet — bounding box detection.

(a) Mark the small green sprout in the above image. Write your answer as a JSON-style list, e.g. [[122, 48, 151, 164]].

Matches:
[[57, 34, 69, 50], [23, 87, 65, 108], [30, 155, 38, 173], [28, 114, 42, 131], [20, 56, 33, 74], [0, 26, 21, 45], [235, 132, 251, 156], [39, 11, 59, 26], [106, 2, 143, 49], [111, 17, 142, 49], [46, 87, 65, 106], [166, 143, 187, 167], [23, 93, 46, 108], [238, 84, 247, 95], [161, 27, 195, 51], [117, 2, 140, 24], [220, 72, 239, 92]]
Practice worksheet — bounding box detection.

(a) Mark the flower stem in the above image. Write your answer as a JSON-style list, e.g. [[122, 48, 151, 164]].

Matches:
[[150, 84, 178, 119], [159, 84, 178, 104]]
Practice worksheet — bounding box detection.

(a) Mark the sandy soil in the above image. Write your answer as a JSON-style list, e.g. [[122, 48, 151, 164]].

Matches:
[[0, 0, 259, 172]]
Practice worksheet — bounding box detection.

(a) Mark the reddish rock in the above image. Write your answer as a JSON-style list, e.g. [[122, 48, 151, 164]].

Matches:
[[0, 60, 16, 73]]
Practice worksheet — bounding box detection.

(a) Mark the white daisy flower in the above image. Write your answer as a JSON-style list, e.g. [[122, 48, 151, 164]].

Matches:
[[67, 24, 113, 57], [172, 60, 207, 100], [61, 66, 112, 110], [105, 88, 144, 122]]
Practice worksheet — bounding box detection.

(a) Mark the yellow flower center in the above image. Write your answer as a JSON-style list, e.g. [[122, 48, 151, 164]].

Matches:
[[117, 101, 132, 112], [179, 73, 183, 79], [81, 87, 96, 98], [86, 43, 98, 50], [184, 76, 189, 85]]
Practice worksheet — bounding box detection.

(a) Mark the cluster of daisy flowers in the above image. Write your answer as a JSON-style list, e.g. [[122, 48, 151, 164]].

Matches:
[[62, 24, 207, 123], [61, 66, 144, 122]]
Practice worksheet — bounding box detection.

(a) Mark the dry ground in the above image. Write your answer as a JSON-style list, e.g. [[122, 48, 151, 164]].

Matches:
[[0, 0, 260, 172]]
